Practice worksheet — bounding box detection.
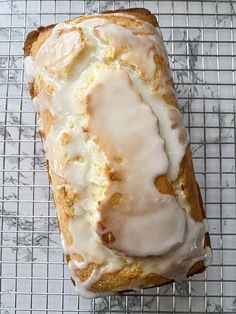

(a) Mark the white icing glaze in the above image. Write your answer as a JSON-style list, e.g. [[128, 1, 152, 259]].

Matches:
[[68, 260, 114, 298], [128, 71, 189, 181], [35, 23, 84, 77], [73, 260, 89, 270], [87, 69, 187, 257], [142, 214, 206, 279], [24, 56, 36, 82], [204, 246, 213, 267], [94, 23, 159, 80], [25, 13, 211, 298], [67, 207, 121, 266], [61, 232, 69, 255], [44, 122, 66, 177], [32, 89, 50, 113], [177, 190, 191, 214], [203, 218, 209, 233]]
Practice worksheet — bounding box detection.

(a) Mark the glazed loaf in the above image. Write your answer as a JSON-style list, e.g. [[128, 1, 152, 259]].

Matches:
[[24, 8, 211, 297]]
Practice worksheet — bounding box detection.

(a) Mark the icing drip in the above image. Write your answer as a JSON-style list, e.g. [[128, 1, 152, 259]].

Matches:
[[24, 56, 36, 82], [68, 260, 114, 298], [25, 13, 211, 298], [142, 214, 206, 279], [204, 246, 213, 267], [86, 69, 187, 257]]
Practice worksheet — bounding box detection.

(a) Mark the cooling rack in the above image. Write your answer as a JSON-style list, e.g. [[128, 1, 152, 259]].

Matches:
[[0, 0, 236, 313]]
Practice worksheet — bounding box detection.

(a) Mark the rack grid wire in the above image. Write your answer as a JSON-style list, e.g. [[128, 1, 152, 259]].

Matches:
[[0, 0, 236, 313]]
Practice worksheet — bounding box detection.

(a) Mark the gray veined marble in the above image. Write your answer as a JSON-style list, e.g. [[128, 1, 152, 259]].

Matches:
[[0, 0, 236, 313]]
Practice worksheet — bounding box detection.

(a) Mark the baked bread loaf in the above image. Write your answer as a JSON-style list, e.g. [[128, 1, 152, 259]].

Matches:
[[24, 8, 211, 297]]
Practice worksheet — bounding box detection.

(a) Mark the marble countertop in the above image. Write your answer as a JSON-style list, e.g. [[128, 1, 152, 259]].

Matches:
[[0, 0, 236, 313]]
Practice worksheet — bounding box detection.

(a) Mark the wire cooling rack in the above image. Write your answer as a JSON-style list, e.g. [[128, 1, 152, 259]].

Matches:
[[0, 0, 236, 313]]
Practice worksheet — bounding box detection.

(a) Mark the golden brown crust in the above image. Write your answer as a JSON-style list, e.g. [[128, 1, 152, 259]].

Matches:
[[177, 145, 203, 222], [24, 25, 55, 57], [155, 175, 175, 196], [24, 7, 210, 295], [103, 8, 159, 27]]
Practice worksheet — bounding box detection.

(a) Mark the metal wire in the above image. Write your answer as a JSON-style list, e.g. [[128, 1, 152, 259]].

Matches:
[[0, 0, 236, 313]]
